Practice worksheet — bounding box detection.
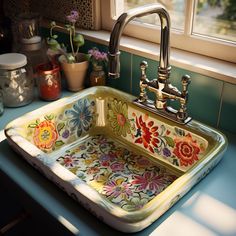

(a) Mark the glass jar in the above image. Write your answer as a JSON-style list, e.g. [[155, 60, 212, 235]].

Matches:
[[36, 63, 61, 101], [90, 65, 106, 86], [18, 39, 48, 74], [17, 12, 41, 45], [0, 53, 34, 107]]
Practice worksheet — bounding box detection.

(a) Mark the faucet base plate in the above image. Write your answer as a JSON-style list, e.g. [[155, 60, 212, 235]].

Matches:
[[133, 99, 192, 125]]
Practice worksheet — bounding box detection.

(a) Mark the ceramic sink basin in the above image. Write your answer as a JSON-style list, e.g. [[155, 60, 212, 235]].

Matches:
[[5, 86, 227, 233]]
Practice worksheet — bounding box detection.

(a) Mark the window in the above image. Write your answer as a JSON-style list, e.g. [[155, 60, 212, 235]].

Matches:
[[101, 0, 236, 63]]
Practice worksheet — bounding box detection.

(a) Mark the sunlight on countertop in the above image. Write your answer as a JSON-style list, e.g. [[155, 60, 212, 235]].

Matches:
[[150, 191, 236, 236]]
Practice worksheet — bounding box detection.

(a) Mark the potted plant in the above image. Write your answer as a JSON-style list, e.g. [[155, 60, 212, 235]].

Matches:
[[47, 10, 89, 92], [88, 47, 108, 86]]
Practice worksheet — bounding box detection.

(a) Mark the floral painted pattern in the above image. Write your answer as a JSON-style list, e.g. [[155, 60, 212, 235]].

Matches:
[[28, 115, 59, 150], [132, 171, 171, 193], [108, 99, 131, 137], [33, 120, 58, 149], [173, 133, 201, 167], [57, 135, 176, 211], [65, 99, 95, 137], [107, 98, 207, 170], [27, 98, 95, 152], [103, 178, 132, 199], [133, 114, 159, 153]]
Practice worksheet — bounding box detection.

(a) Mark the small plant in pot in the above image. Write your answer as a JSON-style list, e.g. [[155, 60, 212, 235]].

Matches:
[[47, 10, 89, 92]]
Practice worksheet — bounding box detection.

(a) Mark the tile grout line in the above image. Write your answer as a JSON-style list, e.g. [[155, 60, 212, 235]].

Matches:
[[216, 81, 225, 128], [130, 53, 133, 94]]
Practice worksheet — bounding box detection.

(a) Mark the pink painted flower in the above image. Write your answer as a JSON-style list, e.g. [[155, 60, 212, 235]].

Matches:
[[136, 157, 150, 167], [110, 162, 125, 172], [103, 178, 132, 199], [132, 171, 173, 192], [33, 120, 58, 149], [99, 152, 116, 166], [60, 154, 79, 168]]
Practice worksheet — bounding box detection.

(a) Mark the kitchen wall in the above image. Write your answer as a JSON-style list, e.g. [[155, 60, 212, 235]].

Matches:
[[41, 26, 236, 134], [5, 0, 235, 134], [81, 39, 236, 134], [4, 0, 234, 135]]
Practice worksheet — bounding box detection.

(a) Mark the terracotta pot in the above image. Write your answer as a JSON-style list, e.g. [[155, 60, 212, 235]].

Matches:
[[59, 53, 89, 92]]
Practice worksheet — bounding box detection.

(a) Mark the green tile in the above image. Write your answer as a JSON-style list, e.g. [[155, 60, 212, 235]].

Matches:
[[80, 39, 98, 54], [219, 83, 236, 133], [107, 50, 132, 93], [170, 66, 223, 126], [131, 55, 158, 100]]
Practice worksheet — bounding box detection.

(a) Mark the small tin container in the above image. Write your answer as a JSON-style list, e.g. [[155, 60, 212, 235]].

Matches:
[[0, 53, 34, 107]]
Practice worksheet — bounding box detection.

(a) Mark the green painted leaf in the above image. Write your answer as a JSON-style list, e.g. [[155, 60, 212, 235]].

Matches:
[[175, 127, 185, 136], [45, 114, 54, 120], [163, 136, 175, 147], [55, 140, 65, 147], [57, 122, 65, 133], [173, 159, 179, 166], [28, 124, 37, 128]]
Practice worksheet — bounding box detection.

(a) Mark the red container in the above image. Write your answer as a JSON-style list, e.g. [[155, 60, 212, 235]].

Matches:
[[36, 63, 61, 101]]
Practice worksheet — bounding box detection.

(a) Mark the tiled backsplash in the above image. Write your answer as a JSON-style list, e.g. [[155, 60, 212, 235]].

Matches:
[[41, 28, 236, 134]]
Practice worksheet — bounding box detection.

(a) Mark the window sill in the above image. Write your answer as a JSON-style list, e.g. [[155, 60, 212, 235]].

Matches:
[[80, 29, 236, 84]]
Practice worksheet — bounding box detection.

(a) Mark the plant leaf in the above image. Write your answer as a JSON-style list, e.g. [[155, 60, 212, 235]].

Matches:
[[52, 34, 58, 39], [73, 33, 84, 47]]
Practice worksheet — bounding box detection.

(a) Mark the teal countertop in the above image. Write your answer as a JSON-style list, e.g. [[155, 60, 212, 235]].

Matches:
[[0, 91, 236, 236]]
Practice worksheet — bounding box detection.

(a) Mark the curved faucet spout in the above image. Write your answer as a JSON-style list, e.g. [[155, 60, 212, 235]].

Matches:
[[108, 3, 171, 80]]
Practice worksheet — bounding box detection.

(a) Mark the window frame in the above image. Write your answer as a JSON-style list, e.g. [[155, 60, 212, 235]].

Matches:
[[101, 0, 236, 63]]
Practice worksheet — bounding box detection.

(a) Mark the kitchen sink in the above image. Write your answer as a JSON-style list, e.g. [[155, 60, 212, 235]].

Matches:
[[5, 86, 227, 233]]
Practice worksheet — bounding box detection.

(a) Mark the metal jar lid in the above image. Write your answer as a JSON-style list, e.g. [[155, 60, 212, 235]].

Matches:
[[0, 53, 27, 70]]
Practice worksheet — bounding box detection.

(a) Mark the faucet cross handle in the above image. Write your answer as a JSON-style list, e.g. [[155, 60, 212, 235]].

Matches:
[[181, 74, 191, 97], [140, 61, 148, 80], [139, 61, 149, 103]]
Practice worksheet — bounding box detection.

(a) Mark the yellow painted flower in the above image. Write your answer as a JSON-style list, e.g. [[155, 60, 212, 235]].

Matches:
[[33, 120, 58, 149], [108, 99, 131, 137]]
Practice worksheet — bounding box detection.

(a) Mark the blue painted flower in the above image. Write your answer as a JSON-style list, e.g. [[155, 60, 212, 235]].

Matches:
[[65, 99, 94, 137]]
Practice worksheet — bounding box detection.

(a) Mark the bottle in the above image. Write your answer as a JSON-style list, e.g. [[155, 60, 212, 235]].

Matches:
[[90, 65, 106, 86], [17, 13, 48, 75]]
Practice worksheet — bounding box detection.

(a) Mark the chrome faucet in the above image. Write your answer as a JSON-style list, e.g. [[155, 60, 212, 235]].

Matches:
[[108, 3, 191, 124]]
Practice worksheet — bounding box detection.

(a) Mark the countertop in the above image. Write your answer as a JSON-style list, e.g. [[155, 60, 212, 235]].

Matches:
[[0, 90, 236, 236]]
